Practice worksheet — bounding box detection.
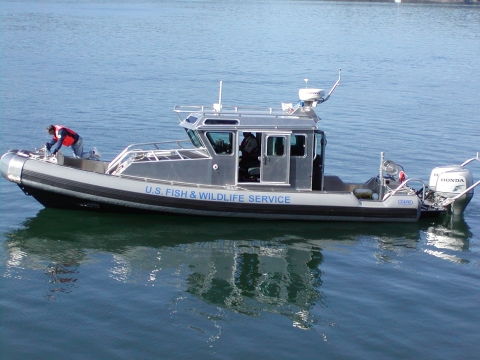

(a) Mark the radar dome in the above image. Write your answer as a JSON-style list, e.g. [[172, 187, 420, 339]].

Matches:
[[298, 88, 325, 102]]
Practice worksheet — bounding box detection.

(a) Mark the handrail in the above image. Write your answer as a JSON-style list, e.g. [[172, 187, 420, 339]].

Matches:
[[109, 139, 192, 161], [441, 180, 480, 206], [461, 152, 480, 167], [106, 140, 203, 175], [173, 104, 315, 118], [382, 178, 426, 202], [107, 148, 209, 175]]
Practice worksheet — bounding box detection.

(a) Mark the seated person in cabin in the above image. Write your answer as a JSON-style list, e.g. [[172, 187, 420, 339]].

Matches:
[[239, 132, 260, 170]]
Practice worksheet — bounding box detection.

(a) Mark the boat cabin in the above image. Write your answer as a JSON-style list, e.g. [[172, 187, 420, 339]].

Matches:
[[181, 107, 326, 190], [107, 103, 327, 191]]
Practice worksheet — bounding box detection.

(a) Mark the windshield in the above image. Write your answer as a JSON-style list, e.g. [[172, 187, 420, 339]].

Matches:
[[185, 129, 203, 148]]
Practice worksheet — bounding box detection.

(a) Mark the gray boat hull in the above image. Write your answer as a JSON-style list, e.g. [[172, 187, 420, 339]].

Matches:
[[2, 151, 422, 222]]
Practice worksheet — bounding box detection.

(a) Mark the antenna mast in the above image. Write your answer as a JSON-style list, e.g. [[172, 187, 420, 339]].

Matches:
[[214, 80, 223, 112]]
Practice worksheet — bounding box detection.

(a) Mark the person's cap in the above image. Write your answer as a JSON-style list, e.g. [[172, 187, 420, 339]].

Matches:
[[46, 125, 54, 132]]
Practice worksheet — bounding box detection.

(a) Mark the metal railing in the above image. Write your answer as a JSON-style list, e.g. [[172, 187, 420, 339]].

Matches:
[[461, 152, 480, 167], [173, 104, 314, 118], [106, 140, 208, 175], [441, 180, 480, 207], [382, 178, 426, 202]]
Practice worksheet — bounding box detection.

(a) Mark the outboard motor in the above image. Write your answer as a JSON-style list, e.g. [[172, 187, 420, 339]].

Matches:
[[429, 165, 474, 214]]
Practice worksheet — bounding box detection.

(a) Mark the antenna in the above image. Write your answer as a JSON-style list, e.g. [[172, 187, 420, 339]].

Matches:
[[304, 78, 309, 88], [218, 80, 223, 106], [214, 80, 223, 112]]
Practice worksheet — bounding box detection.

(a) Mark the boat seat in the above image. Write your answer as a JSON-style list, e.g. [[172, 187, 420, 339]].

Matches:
[[248, 167, 260, 176]]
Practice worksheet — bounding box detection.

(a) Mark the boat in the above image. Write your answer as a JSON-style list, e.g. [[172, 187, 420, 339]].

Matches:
[[2, 71, 479, 222]]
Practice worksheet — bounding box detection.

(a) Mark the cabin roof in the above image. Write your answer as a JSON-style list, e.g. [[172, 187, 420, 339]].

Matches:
[[175, 105, 321, 131]]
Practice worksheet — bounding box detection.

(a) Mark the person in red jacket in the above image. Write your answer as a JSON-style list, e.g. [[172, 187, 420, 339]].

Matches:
[[45, 125, 100, 160], [239, 132, 259, 170]]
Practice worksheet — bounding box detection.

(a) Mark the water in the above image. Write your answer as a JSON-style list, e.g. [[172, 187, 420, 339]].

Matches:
[[1, 1, 480, 359]]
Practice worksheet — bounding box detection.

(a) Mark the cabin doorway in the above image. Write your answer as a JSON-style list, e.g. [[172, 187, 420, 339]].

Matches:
[[260, 133, 291, 184], [237, 131, 291, 185], [312, 131, 325, 190]]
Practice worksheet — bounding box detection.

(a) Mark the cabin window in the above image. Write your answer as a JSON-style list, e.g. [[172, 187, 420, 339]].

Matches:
[[290, 135, 306, 157], [266, 136, 285, 157], [206, 132, 233, 155], [204, 119, 239, 125], [185, 115, 198, 124], [314, 131, 324, 158], [185, 129, 203, 148]]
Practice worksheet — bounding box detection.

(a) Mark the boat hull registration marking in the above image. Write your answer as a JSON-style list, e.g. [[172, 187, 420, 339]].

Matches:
[[145, 186, 291, 204]]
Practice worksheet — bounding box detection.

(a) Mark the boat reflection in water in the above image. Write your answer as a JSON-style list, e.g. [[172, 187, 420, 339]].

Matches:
[[2, 209, 472, 326], [423, 216, 473, 264], [371, 212, 473, 265]]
